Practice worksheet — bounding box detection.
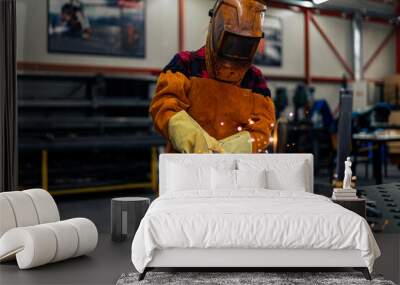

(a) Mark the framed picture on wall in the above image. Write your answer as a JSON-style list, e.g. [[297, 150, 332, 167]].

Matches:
[[48, 0, 145, 58], [254, 16, 282, 67]]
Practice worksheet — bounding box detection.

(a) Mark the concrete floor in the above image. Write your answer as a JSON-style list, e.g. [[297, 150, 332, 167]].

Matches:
[[0, 234, 133, 285], [1, 231, 398, 285], [0, 190, 151, 285], [374, 234, 400, 284]]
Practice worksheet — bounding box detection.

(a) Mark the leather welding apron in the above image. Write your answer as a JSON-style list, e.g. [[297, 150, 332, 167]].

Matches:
[[185, 77, 255, 141]]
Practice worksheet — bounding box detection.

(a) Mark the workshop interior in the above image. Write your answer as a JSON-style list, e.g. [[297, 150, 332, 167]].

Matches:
[[1, 0, 400, 284]]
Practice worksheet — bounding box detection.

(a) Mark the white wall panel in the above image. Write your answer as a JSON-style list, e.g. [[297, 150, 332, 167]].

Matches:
[[310, 15, 353, 78], [363, 22, 396, 80], [16, 0, 179, 69], [184, 0, 213, 51], [257, 8, 305, 77]]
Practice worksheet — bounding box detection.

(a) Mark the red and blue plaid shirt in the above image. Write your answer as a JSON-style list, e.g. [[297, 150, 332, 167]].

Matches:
[[163, 47, 271, 98]]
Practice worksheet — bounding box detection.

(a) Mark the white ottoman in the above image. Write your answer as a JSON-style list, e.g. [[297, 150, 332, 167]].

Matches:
[[0, 189, 98, 269]]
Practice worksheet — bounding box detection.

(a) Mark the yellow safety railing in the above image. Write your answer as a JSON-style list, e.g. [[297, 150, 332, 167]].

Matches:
[[41, 150, 48, 191], [41, 147, 158, 197]]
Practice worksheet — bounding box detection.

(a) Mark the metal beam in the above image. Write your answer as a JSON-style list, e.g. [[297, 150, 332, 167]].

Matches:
[[270, 0, 395, 19], [17, 62, 162, 77], [318, 0, 395, 19]]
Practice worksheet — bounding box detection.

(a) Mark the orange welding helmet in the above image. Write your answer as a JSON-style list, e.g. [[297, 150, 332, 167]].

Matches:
[[206, 0, 267, 84]]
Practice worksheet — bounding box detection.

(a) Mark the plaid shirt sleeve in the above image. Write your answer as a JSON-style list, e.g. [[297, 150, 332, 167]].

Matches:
[[162, 52, 192, 78], [248, 66, 271, 98]]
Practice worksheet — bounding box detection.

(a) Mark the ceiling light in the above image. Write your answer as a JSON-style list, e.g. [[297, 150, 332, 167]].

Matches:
[[313, 0, 330, 4], [301, 1, 314, 8]]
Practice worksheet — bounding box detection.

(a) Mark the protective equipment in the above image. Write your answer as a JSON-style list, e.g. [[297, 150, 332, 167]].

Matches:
[[150, 71, 275, 153], [219, 131, 252, 153], [206, 0, 267, 84], [168, 111, 225, 154]]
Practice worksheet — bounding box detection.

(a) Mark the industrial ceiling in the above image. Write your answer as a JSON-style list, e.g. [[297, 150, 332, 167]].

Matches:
[[275, 0, 397, 19]]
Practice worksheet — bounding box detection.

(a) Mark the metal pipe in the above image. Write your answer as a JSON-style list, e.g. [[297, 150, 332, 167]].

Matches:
[[352, 13, 363, 81]]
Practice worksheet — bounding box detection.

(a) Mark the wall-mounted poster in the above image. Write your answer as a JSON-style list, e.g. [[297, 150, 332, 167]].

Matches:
[[254, 16, 282, 67], [48, 0, 145, 58]]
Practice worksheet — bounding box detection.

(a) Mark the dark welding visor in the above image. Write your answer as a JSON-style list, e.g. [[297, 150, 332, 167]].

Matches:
[[217, 31, 262, 60]]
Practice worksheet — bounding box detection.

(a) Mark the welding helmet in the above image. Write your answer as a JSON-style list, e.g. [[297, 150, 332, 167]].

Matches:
[[206, 0, 267, 84]]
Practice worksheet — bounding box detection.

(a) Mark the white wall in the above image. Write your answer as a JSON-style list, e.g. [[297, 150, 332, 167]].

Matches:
[[259, 8, 305, 77], [17, 0, 179, 69], [184, 0, 213, 51], [363, 22, 396, 79], [310, 15, 353, 78]]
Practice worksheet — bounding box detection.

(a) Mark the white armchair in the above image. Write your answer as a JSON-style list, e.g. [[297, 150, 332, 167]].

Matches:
[[0, 189, 98, 269]]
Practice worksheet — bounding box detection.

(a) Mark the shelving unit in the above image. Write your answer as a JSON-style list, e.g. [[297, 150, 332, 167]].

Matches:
[[18, 73, 164, 196]]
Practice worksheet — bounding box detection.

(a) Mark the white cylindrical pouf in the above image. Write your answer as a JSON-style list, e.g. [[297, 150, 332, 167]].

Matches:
[[23, 189, 60, 223], [0, 218, 98, 269], [0, 226, 58, 269], [0, 196, 17, 237], [66, 218, 98, 257], [111, 197, 150, 242], [1, 192, 39, 227], [43, 221, 79, 262]]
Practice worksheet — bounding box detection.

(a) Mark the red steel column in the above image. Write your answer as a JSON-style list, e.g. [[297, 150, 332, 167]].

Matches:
[[178, 0, 185, 52], [304, 9, 311, 85], [397, 3, 400, 73]]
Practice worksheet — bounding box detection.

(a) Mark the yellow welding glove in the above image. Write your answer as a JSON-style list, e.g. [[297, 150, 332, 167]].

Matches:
[[168, 111, 224, 154], [219, 131, 253, 154]]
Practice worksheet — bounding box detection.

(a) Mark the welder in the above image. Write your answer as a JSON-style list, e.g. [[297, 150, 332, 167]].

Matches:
[[150, 0, 275, 154]]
